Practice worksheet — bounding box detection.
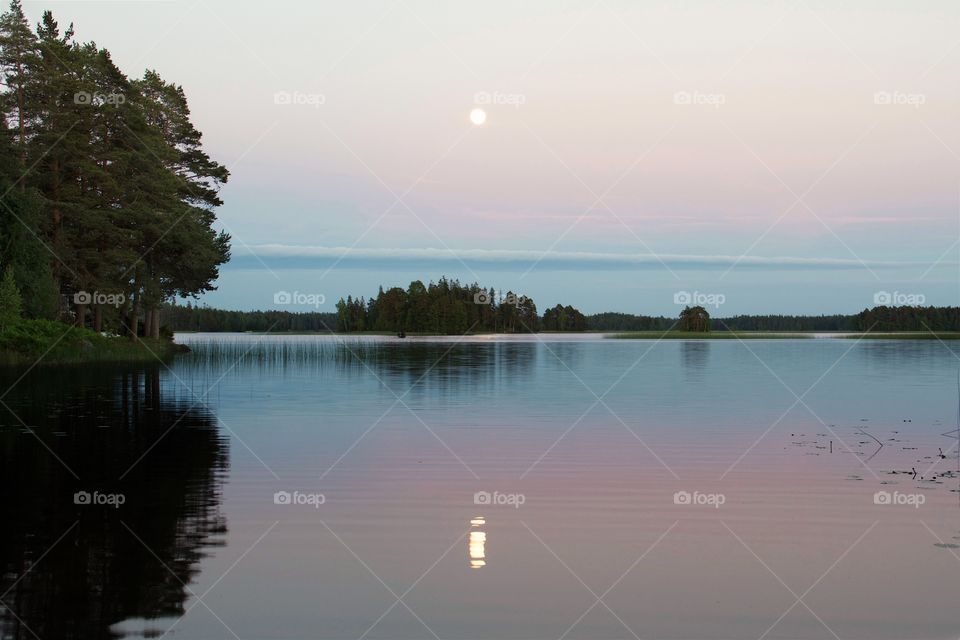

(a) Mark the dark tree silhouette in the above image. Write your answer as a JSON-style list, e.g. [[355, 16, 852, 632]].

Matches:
[[679, 305, 710, 332]]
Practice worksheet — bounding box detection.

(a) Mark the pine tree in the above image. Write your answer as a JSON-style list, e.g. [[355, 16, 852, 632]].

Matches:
[[131, 69, 230, 336], [0, 0, 39, 170], [30, 12, 91, 302], [679, 306, 710, 332]]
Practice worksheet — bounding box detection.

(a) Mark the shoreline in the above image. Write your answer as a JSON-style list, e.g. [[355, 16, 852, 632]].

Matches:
[[174, 330, 960, 340], [608, 331, 960, 340], [0, 320, 187, 366], [5, 328, 956, 365]]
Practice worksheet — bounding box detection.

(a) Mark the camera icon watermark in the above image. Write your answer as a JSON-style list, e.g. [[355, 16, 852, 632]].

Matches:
[[73, 290, 126, 308], [673, 90, 725, 108], [873, 90, 925, 108], [74, 490, 126, 509], [673, 291, 725, 309], [673, 490, 725, 508], [873, 290, 925, 306], [873, 490, 924, 508], [273, 490, 325, 508], [473, 490, 525, 509], [274, 291, 325, 308], [273, 90, 325, 108]]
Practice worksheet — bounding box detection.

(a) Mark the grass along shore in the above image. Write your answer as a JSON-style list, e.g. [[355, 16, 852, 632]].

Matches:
[[0, 319, 187, 365], [608, 331, 960, 340]]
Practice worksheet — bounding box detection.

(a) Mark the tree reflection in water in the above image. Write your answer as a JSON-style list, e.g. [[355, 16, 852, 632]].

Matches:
[[0, 365, 228, 639]]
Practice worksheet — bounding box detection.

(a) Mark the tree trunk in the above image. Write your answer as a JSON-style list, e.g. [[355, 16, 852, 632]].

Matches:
[[143, 306, 153, 340], [74, 303, 86, 328], [51, 210, 62, 304], [129, 293, 140, 339], [50, 154, 64, 321], [93, 305, 103, 333], [151, 308, 161, 339], [16, 81, 26, 186]]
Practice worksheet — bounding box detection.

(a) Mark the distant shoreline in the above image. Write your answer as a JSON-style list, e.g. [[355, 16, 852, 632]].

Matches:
[[171, 330, 960, 340], [608, 331, 960, 340]]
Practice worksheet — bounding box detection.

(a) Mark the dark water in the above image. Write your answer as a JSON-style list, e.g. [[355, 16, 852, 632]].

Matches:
[[3, 334, 960, 639], [0, 365, 228, 639]]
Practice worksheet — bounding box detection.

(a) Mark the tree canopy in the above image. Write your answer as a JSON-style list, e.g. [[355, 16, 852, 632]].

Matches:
[[542, 304, 587, 331], [336, 278, 543, 334], [0, 0, 229, 337], [679, 305, 710, 332]]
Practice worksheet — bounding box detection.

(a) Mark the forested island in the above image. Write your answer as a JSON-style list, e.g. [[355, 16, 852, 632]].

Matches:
[[333, 278, 577, 333], [0, 1, 229, 360]]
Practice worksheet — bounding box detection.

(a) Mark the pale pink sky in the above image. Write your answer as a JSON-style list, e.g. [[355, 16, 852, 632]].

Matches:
[[30, 0, 960, 312]]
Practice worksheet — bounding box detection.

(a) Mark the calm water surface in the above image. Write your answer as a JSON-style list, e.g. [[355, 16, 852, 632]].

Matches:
[[2, 334, 960, 639]]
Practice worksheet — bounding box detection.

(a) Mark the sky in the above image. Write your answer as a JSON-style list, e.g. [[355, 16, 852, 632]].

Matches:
[[26, 0, 960, 315]]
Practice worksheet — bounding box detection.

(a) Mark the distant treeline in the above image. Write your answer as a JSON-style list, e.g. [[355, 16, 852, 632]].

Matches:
[[165, 300, 960, 334], [585, 312, 674, 331], [714, 314, 854, 331], [854, 306, 960, 332], [164, 304, 337, 332], [587, 308, 960, 332], [583, 312, 854, 332]]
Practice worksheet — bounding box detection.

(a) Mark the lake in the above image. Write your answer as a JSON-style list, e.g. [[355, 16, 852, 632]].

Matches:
[[2, 334, 960, 639]]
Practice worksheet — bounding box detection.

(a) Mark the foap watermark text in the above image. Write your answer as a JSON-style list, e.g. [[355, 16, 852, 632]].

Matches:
[[873, 291, 925, 306], [274, 291, 326, 308], [73, 291, 125, 308], [874, 491, 924, 508], [474, 90, 526, 108], [674, 291, 725, 309], [474, 491, 525, 508], [274, 90, 325, 108], [274, 490, 325, 508], [674, 90, 725, 108], [674, 490, 725, 508], [74, 490, 126, 508]]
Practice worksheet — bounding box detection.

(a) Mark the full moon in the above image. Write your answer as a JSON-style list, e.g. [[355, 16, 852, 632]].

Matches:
[[470, 108, 486, 125]]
